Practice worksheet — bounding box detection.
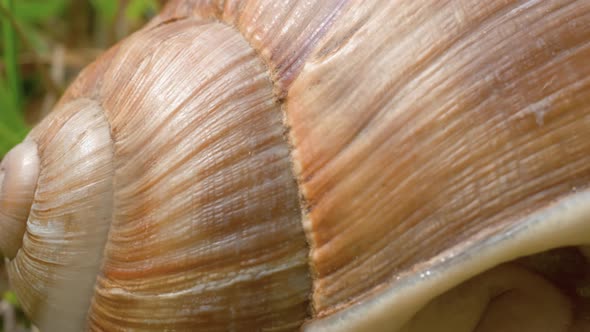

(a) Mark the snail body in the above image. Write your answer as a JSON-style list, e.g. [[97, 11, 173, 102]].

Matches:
[[1, 0, 590, 331]]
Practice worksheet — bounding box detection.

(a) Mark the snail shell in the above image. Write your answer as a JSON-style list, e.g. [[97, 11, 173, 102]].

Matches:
[[1, 0, 590, 331]]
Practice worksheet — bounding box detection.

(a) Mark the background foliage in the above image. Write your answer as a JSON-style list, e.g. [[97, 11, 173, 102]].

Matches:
[[0, 1, 163, 330]]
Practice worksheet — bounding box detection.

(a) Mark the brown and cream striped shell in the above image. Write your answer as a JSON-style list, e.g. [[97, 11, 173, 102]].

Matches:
[[1, 0, 590, 331]]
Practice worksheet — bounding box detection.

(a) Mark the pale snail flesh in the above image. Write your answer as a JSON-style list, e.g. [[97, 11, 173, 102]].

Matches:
[[0, 0, 590, 331]]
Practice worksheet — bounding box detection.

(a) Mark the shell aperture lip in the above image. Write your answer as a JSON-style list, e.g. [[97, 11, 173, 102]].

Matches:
[[305, 189, 590, 331], [0, 141, 40, 259]]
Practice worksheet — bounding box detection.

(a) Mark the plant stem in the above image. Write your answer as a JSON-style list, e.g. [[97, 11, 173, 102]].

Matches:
[[1, 0, 21, 112]]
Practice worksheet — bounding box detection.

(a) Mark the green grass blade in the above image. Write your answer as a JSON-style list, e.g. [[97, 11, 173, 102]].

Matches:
[[0, 120, 26, 156], [1, 0, 22, 112], [0, 0, 29, 157]]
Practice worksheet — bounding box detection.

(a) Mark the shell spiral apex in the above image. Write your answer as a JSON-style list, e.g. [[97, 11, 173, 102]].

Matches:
[[2, 0, 590, 331], [0, 141, 39, 259]]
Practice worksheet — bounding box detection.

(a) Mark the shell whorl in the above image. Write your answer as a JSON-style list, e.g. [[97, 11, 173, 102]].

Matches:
[[7, 18, 314, 331], [7, 99, 114, 330], [1, 0, 590, 331], [87, 20, 310, 331], [0, 141, 39, 259]]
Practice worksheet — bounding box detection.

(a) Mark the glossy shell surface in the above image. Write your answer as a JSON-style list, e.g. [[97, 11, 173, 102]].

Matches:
[[0, 0, 589, 331]]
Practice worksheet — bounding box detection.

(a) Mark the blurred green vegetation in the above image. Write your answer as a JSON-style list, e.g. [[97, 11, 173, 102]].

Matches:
[[0, 1, 162, 330], [0, 0, 161, 158]]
